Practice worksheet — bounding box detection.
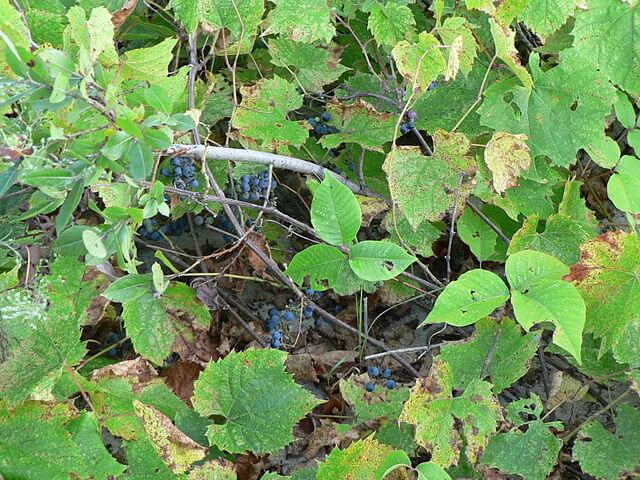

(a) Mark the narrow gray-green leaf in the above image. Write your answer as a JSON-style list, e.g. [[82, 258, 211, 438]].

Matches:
[[55, 178, 84, 234]]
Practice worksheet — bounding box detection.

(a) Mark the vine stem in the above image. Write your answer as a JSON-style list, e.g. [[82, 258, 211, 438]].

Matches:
[[563, 388, 632, 443]]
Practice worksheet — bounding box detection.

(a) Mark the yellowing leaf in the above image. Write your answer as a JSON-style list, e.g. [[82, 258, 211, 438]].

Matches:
[[392, 32, 446, 92], [122, 38, 178, 83], [444, 35, 464, 81], [489, 20, 533, 91], [484, 131, 531, 194], [438, 17, 478, 78], [268, 0, 334, 44]]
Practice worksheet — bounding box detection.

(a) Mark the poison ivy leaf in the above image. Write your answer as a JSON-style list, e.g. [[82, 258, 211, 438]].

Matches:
[[133, 400, 206, 474], [438, 317, 538, 392], [437, 17, 477, 78], [567, 232, 640, 366], [518, 0, 574, 38], [478, 53, 617, 168], [231, 76, 307, 150], [269, 39, 349, 92], [506, 250, 585, 363], [122, 38, 178, 83], [348, 241, 416, 282], [319, 99, 397, 149], [192, 349, 320, 454], [383, 131, 475, 229], [484, 132, 531, 194], [489, 19, 532, 91], [481, 420, 562, 480], [421, 269, 509, 327], [384, 210, 442, 258], [119, 282, 211, 364], [614, 91, 637, 130], [268, 0, 334, 44], [567, 0, 640, 96], [367, 2, 416, 48], [339, 374, 410, 425], [391, 32, 446, 92], [400, 360, 501, 467], [311, 173, 361, 245], [316, 435, 401, 480], [573, 403, 640, 480], [607, 155, 640, 214], [508, 214, 594, 265]]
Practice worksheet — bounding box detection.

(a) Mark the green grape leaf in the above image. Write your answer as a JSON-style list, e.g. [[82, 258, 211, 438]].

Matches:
[[384, 210, 443, 258], [26, 9, 65, 48], [506, 250, 585, 363], [400, 360, 501, 467], [123, 437, 176, 478], [231, 76, 307, 150], [192, 349, 320, 454], [0, 256, 100, 405], [438, 317, 538, 392], [489, 19, 532, 90], [478, 53, 617, 168], [133, 400, 206, 474], [437, 17, 477, 78], [188, 459, 238, 479], [484, 131, 531, 194], [168, 0, 200, 32], [311, 173, 361, 245], [205, 0, 264, 53], [119, 282, 211, 364], [457, 207, 501, 262], [567, 0, 640, 96], [268, 0, 334, 44], [66, 6, 118, 72], [348, 241, 416, 282], [339, 374, 410, 425], [481, 420, 562, 480], [421, 269, 509, 327], [383, 131, 475, 229], [319, 99, 397, 149], [316, 435, 400, 480], [466, 0, 528, 25], [392, 32, 446, 92], [518, 0, 575, 38], [122, 38, 178, 83], [607, 155, 640, 213], [573, 403, 640, 480], [269, 39, 349, 92], [567, 232, 640, 366], [508, 214, 594, 265], [367, 2, 416, 48]]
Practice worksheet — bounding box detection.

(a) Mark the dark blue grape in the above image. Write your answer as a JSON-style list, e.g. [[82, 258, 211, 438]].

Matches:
[[194, 215, 204, 226], [365, 382, 375, 392], [271, 339, 281, 349], [149, 231, 162, 241], [139, 227, 148, 236], [406, 110, 418, 120], [268, 307, 279, 317], [406, 120, 415, 129], [283, 310, 295, 322], [314, 317, 325, 328], [307, 117, 317, 126], [427, 81, 438, 91], [174, 166, 183, 176], [381, 368, 391, 379], [258, 179, 269, 189], [367, 365, 380, 377], [249, 192, 259, 201], [171, 158, 182, 166], [321, 112, 331, 122], [260, 171, 270, 180], [400, 124, 410, 135], [385, 379, 397, 390], [190, 179, 199, 188], [303, 306, 314, 318], [272, 331, 282, 340], [161, 167, 171, 177], [305, 288, 315, 295], [271, 180, 278, 189]]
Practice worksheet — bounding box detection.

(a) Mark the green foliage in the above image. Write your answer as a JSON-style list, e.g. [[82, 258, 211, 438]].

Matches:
[[192, 349, 320, 454]]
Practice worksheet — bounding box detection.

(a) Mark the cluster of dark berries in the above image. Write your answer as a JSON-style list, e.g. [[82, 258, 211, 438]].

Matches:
[[308, 112, 340, 136], [139, 216, 190, 241], [399, 110, 418, 135], [209, 212, 234, 243], [365, 365, 396, 392], [161, 156, 200, 190], [232, 171, 277, 202], [265, 307, 295, 348], [105, 331, 130, 359]]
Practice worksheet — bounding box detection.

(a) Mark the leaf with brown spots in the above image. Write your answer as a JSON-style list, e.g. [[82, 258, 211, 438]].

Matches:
[[484, 132, 531, 194]]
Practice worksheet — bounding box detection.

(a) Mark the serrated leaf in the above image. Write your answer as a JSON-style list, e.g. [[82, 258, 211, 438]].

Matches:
[[348, 241, 416, 282], [384, 210, 442, 258], [188, 459, 238, 479], [204, 0, 265, 53], [311, 173, 361, 245], [319, 99, 397, 149], [383, 131, 475, 229], [269, 39, 349, 92], [484, 132, 531, 194], [478, 53, 617, 168], [573, 403, 640, 480], [400, 360, 501, 467], [607, 155, 640, 213], [192, 349, 320, 454], [367, 2, 416, 48], [506, 250, 584, 363], [268, 0, 334, 44], [438, 17, 477, 78], [481, 420, 562, 480], [122, 38, 178, 83], [466, 0, 529, 25], [231, 76, 307, 150], [518, 0, 575, 38], [438, 317, 538, 392], [567, 232, 640, 366], [421, 269, 509, 327], [391, 32, 446, 92], [316, 435, 399, 480], [339, 374, 410, 425], [489, 19, 532, 91]]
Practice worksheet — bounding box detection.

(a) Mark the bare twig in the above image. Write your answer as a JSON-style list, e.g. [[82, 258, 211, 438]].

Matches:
[[446, 174, 465, 282]]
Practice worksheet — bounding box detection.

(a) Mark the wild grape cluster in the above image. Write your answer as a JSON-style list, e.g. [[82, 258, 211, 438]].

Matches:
[[264, 307, 296, 348], [365, 365, 396, 392], [231, 171, 277, 202], [161, 156, 200, 190], [308, 112, 340, 136], [104, 331, 131, 359], [139, 216, 189, 241], [399, 110, 418, 135]]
